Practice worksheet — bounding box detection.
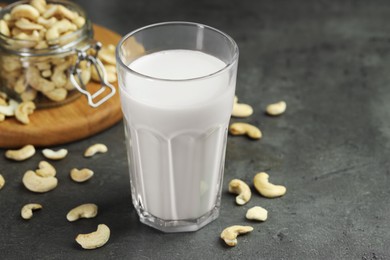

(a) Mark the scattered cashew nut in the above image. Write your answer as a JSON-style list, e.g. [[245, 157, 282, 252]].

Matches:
[[232, 96, 253, 118], [0, 97, 6, 106], [0, 174, 5, 190], [229, 123, 262, 139], [266, 101, 287, 116], [75, 224, 110, 250], [246, 206, 268, 221], [5, 144, 35, 161], [21, 203, 42, 220], [220, 225, 253, 247], [84, 144, 108, 157], [36, 161, 56, 177], [253, 172, 286, 198], [104, 65, 117, 83], [70, 168, 94, 183], [98, 44, 116, 65], [0, 99, 19, 116], [42, 148, 68, 160], [228, 179, 251, 205], [66, 203, 98, 222], [22, 170, 58, 193], [15, 101, 36, 124], [91, 64, 117, 83]]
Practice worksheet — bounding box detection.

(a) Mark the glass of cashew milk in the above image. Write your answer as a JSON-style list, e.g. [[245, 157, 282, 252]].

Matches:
[[116, 22, 238, 232]]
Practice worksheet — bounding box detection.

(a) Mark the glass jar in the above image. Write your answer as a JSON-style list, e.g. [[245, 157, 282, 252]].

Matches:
[[0, 0, 115, 108]]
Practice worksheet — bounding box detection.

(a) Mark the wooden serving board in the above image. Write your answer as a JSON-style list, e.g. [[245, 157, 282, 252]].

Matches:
[[0, 24, 123, 148]]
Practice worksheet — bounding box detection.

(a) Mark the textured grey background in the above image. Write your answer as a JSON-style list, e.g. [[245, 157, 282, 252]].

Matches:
[[1, 0, 390, 259]]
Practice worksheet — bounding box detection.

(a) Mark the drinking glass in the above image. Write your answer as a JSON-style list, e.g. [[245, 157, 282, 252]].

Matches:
[[116, 22, 238, 232]]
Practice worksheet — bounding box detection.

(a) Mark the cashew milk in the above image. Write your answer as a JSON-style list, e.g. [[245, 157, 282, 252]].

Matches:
[[119, 50, 236, 224]]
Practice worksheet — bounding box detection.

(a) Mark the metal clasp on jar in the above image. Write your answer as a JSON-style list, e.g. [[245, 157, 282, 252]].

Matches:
[[70, 42, 116, 108]]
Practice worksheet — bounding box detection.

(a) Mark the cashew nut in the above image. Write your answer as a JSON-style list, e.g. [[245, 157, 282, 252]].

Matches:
[[0, 20, 11, 37], [0, 91, 7, 99], [253, 172, 286, 198], [21, 88, 38, 102], [2, 56, 22, 72], [45, 19, 77, 42], [91, 44, 117, 83], [42, 148, 68, 160], [64, 60, 90, 90], [41, 69, 52, 78], [0, 91, 7, 98], [266, 101, 287, 116], [2, 69, 22, 86], [51, 61, 69, 88], [66, 203, 98, 222], [11, 27, 23, 37], [14, 75, 27, 94], [26, 66, 55, 92], [11, 4, 40, 21], [43, 88, 68, 102], [75, 224, 110, 250], [36, 161, 56, 177], [246, 206, 268, 221], [5, 144, 36, 161], [0, 97, 6, 106], [21, 203, 42, 220], [15, 18, 44, 31], [72, 15, 85, 29], [98, 44, 116, 65], [15, 101, 36, 125], [3, 14, 12, 22], [91, 64, 117, 83], [228, 179, 251, 205], [229, 123, 262, 139], [34, 40, 49, 49], [13, 30, 40, 42], [35, 61, 51, 71], [43, 4, 77, 21], [37, 16, 57, 28], [220, 225, 253, 247], [22, 170, 58, 193], [104, 65, 117, 83], [84, 144, 108, 157], [70, 168, 94, 183], [30, 0, 47, 14], [0, 174, 5, 190], [0, 99, 19, 116], [79, 61, 92, 85], [232, 96, 253, 118]]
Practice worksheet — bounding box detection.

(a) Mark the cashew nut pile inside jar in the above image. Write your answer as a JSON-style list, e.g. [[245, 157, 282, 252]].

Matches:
[[0, 0, 116, 109]]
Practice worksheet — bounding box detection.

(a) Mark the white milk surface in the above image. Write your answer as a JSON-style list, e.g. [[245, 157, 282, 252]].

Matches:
[[119, 50, 236, 220]]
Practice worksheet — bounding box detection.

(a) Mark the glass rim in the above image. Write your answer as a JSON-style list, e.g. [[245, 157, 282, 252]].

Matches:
[[116, 21, 239, 82]]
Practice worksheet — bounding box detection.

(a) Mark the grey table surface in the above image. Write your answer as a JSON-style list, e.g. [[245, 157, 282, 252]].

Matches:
[[1, 0, 390, 259]]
